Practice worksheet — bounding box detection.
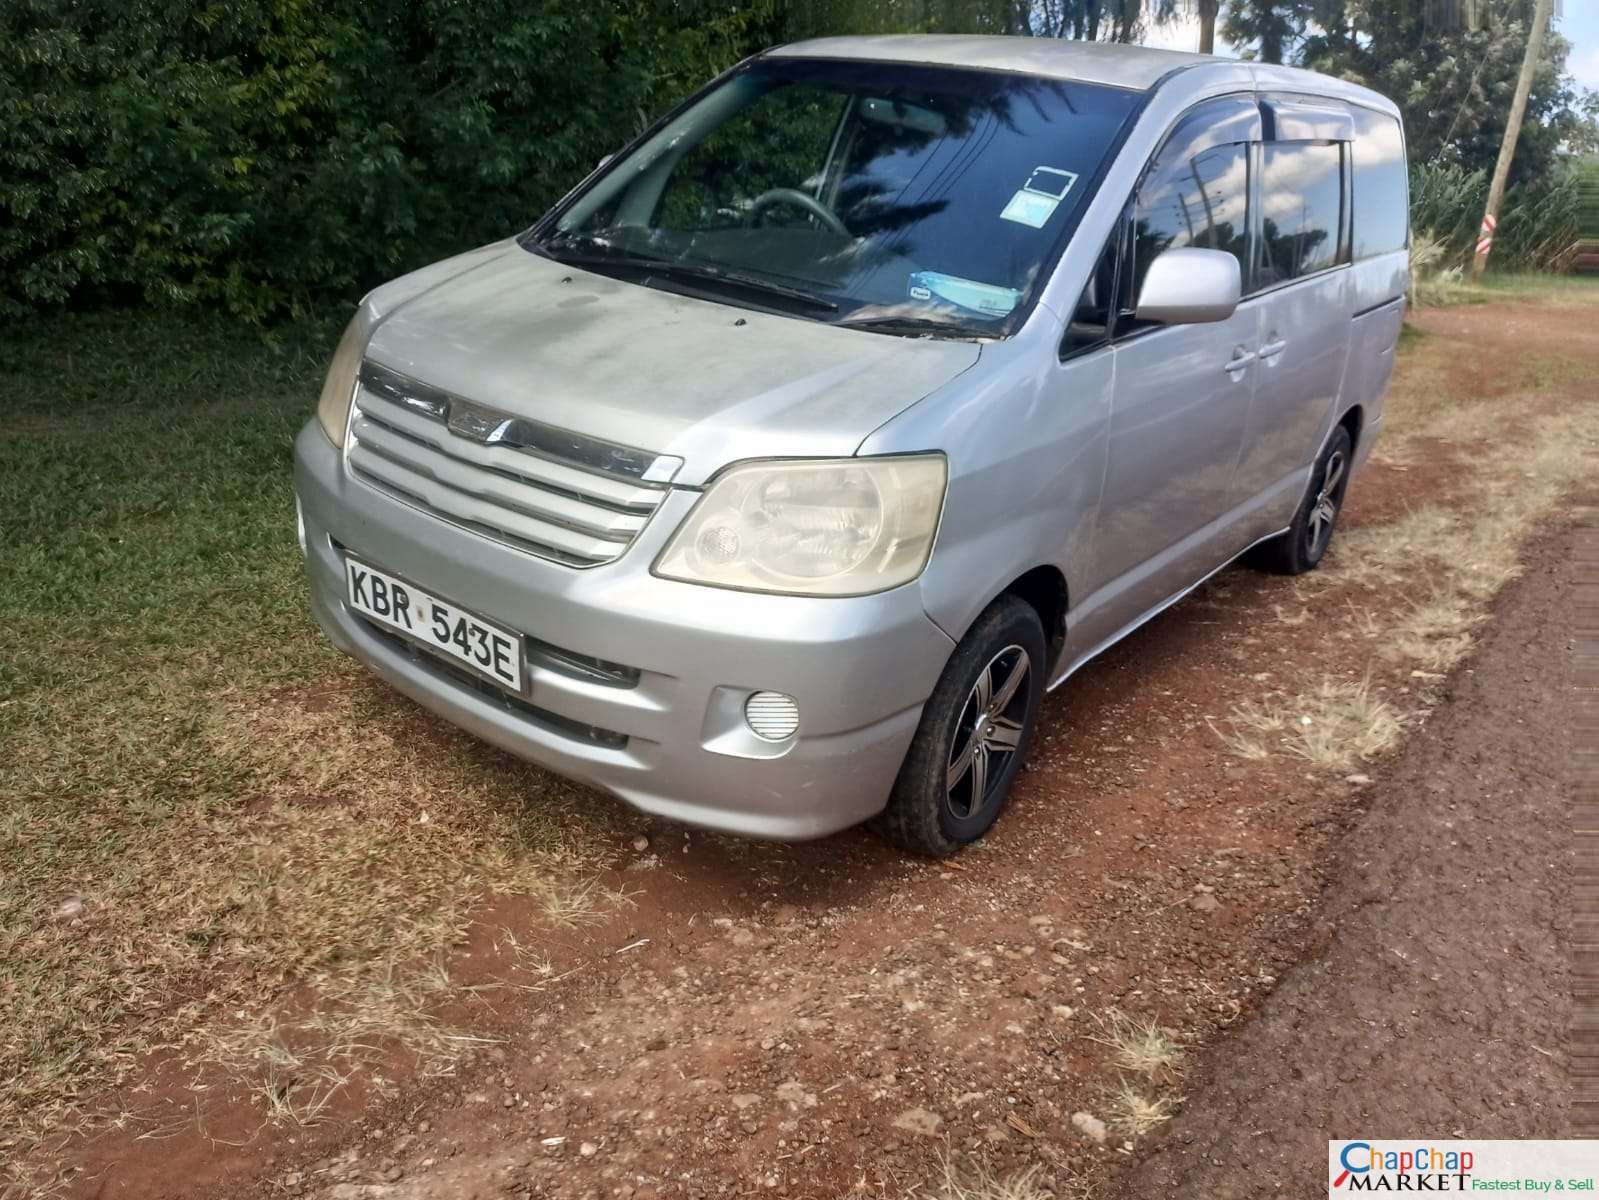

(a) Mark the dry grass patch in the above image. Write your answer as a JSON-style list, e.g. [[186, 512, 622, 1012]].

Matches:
[[1377, 319, 1585, 449], [1384, 591, 1486, 673], [1273, 604, 1312, 626], [1218, 678, 1404, 771], [1225, 329, 1596, 774], [1410, 269, 1476, 311], [202, 959, 497, 1126], [1102, 1078, 1181, 1139], [928, 1156, 1075, 1200], [1088, 1009, 1184, 1080], [2, 664, 623, 1182], [1321, 405, 1595, 599], [1418, 400, 1507, 445], [492, 928, 560, 986], [1317, 504, 1464, 592], [539, 874, 635, 928], [1085, 1010, 1186, 1145], [1319, 496, 1537, 600]]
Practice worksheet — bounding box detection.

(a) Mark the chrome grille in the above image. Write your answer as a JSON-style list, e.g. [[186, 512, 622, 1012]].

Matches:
[[346, 361, 678, 568]]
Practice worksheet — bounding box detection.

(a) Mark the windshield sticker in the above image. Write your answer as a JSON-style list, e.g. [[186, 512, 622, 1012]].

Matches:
[[908, 272, 1022, 318], [999, 166, 1080, 229]]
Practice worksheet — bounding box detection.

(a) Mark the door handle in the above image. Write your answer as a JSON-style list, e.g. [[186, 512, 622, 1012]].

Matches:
[[1223, 348, 1257, 374], [1259, 337, 1288, 361]]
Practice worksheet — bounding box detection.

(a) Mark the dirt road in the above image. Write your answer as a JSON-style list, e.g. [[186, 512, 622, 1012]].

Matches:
[[51, 296, 1597, 1200], [1112, 512, 1583, 1199]]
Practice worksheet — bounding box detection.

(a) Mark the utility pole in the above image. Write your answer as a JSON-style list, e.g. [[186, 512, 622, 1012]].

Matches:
[[1472, 0, 1556, 280]]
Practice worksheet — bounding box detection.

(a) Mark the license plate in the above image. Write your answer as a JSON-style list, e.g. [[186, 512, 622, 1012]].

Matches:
[[345, 558, 523, 693]]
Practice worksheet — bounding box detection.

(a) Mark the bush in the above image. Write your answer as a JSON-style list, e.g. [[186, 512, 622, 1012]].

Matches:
[[1, 2, 1586, 320], [0, 0, 783, 319], [1409, 159, 1582, 274]]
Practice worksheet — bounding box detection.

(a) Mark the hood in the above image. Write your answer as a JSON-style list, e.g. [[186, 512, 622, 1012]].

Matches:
[[362, 242, 980, 486]]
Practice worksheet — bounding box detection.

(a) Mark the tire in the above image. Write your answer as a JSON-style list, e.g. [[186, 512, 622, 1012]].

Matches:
[[874, 595, 1047, 856], [1254, 424, 1353, 575]]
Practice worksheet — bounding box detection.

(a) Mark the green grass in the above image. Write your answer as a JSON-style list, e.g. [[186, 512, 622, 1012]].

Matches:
[[0, 309, 617, 1180], [1473, 270, 1599, 302], [1408, 269, 1599, 310], [3, 316, 339, 680], [4, 308, 347, 423]]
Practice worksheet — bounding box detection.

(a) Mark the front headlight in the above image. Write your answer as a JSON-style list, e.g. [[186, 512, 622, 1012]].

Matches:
[[654, 455, 947, 596], [316, 308, 374, 448]]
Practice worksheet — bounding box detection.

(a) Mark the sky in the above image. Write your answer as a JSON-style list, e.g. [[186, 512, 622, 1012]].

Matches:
[[1143, 3, 1599, 92], [1563, 2, 1599, 90]]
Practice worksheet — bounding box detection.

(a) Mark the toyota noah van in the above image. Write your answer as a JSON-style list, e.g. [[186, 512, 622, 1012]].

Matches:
[[294, 36, 1410, 855]]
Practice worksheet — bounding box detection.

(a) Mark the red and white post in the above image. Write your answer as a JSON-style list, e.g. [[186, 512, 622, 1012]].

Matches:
[[1476, 213, 1497, 262]]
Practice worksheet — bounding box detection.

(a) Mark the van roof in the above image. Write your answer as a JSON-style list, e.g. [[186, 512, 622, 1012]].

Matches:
[[770, 35, 1207, 91], [768, 35, 1398, 113]]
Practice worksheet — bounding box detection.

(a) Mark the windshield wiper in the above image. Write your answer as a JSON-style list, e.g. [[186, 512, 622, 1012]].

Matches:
[[834, 314, 989, 339], [658, 261, 839, 310], [536, 237, 838, 311]]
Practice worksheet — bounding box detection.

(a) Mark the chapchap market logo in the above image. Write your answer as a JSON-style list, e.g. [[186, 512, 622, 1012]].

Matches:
[[1333, 1142, 1475, 1191]]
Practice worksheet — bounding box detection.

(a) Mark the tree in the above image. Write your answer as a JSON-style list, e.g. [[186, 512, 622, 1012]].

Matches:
[[1223, 1, 1321, 64], [1198, 0, 1219, 54], [0, 0, 787, 318], [1472, 0, 1556, 278], [1570, 91, 1599, 159], [1300, 0, 1583, 184], [780, 0, 1181, 42]]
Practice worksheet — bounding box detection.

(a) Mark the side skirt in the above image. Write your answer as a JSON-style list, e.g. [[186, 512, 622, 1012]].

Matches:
[[1046, 525, 1292, 693]]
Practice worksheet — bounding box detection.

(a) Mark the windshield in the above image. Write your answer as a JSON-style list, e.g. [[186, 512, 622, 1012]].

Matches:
[[527, 58, 1140, 336]]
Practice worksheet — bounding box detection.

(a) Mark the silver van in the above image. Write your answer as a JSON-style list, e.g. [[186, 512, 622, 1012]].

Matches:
[[294, 36, 1409, 854]]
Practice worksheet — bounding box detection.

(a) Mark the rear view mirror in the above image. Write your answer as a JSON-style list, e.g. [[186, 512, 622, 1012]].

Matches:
[[1135, 247, 1241, 325], [858, 96, 948, 137]]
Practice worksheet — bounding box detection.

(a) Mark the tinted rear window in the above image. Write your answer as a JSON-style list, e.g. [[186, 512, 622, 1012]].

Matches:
[[1351, 107, 1408, 258], [1258, 141, 1344, 286]]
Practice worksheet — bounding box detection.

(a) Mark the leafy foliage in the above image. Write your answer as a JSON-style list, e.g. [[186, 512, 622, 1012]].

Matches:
[[1579, 159, 1599, 237], [1226, 1, 1593, 185], [1304, 3, 1583, 184], [0, 0, 786, 319], [1222, 0, 1323, 63], [0, 0, 1206, 318], [3, 0, 1592, 319], [778, 0, 1179, 41], [1411, 158, 1582, 271]]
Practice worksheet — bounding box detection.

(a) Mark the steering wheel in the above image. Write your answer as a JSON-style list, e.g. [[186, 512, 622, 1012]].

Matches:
[[749, 188, 850, 237]]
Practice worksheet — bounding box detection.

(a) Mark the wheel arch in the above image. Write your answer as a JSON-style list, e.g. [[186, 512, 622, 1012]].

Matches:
[[998, 565, 1069, 675], [1336, 403, 1364, 455]]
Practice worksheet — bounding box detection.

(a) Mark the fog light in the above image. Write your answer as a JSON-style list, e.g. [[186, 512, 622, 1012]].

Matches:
[[745, 691, 799, 741]]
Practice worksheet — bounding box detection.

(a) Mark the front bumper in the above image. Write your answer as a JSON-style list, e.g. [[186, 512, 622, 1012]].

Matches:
[[292, 421, 954, 839]]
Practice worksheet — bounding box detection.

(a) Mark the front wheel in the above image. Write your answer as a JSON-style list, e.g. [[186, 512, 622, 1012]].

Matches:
[[1254, 424, 1353, 575], [875, 596, 1046, 856]]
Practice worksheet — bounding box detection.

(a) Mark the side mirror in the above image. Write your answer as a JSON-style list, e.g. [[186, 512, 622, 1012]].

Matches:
[[1135, 247, 1241, 325]]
